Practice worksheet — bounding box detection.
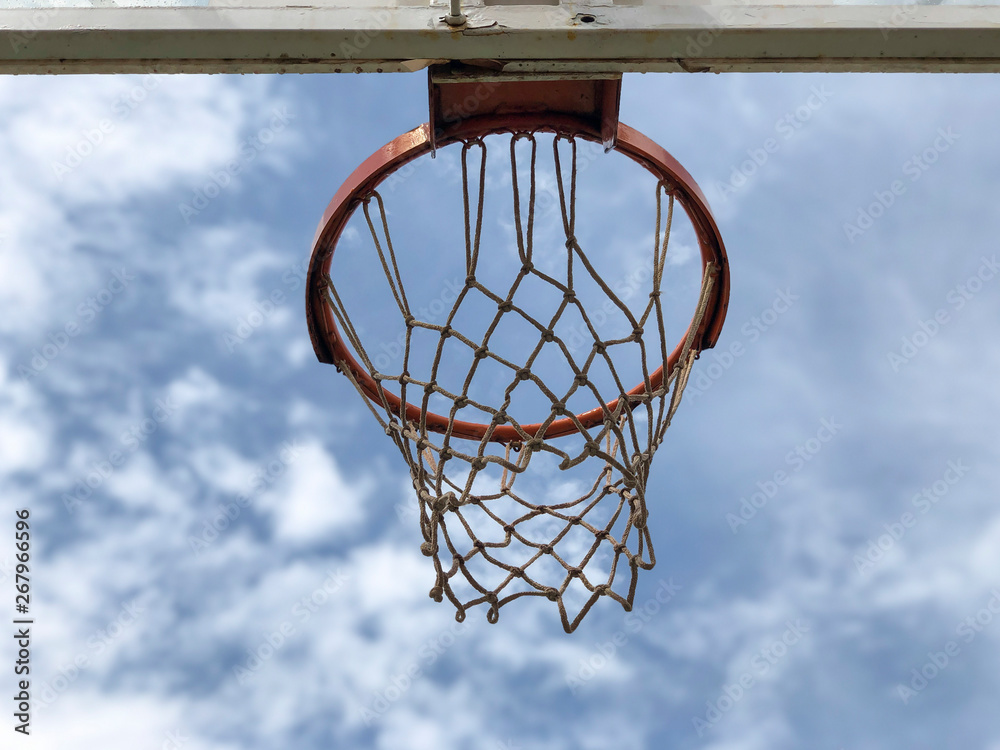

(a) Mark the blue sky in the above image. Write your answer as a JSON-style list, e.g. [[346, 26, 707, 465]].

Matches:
[[1, 70, 999, 749]]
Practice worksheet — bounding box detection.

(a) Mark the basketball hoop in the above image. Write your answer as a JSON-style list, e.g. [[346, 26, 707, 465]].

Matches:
[[305, 67, 730, 632]]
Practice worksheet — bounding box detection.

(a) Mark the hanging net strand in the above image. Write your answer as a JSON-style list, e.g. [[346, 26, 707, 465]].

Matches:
[[314, 124, 726, 633]]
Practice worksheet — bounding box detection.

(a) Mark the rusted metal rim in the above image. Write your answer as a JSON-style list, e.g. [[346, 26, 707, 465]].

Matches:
[[306, 113, 730, 443]]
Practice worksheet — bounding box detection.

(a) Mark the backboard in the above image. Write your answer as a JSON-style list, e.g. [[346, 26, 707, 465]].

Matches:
[[1, 0, 999, 75]]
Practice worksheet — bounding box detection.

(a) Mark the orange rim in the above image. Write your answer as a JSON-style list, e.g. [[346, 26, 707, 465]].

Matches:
[[306, 115, 729, 443]]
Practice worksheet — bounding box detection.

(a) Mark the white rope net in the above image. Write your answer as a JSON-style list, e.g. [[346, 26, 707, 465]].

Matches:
[[323, 132, 716, 632]]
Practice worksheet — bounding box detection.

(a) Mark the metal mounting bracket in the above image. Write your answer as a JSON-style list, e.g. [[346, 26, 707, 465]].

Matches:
[[428, 63, 622, 154]]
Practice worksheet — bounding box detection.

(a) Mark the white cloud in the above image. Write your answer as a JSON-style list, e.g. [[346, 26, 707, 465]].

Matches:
[[4, 71, 1000, 750], [259, 440, 370, 542], [32, 691, 240, 750], [0, 356, 52, 471]]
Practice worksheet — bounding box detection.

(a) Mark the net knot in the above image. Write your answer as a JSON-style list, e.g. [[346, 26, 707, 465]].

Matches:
[[632, 509, 648, 529], [497, 300, 513, 313], [428, 491, 458, 512], [420, 542, 437, 556], [486, 595, 500, 624]]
